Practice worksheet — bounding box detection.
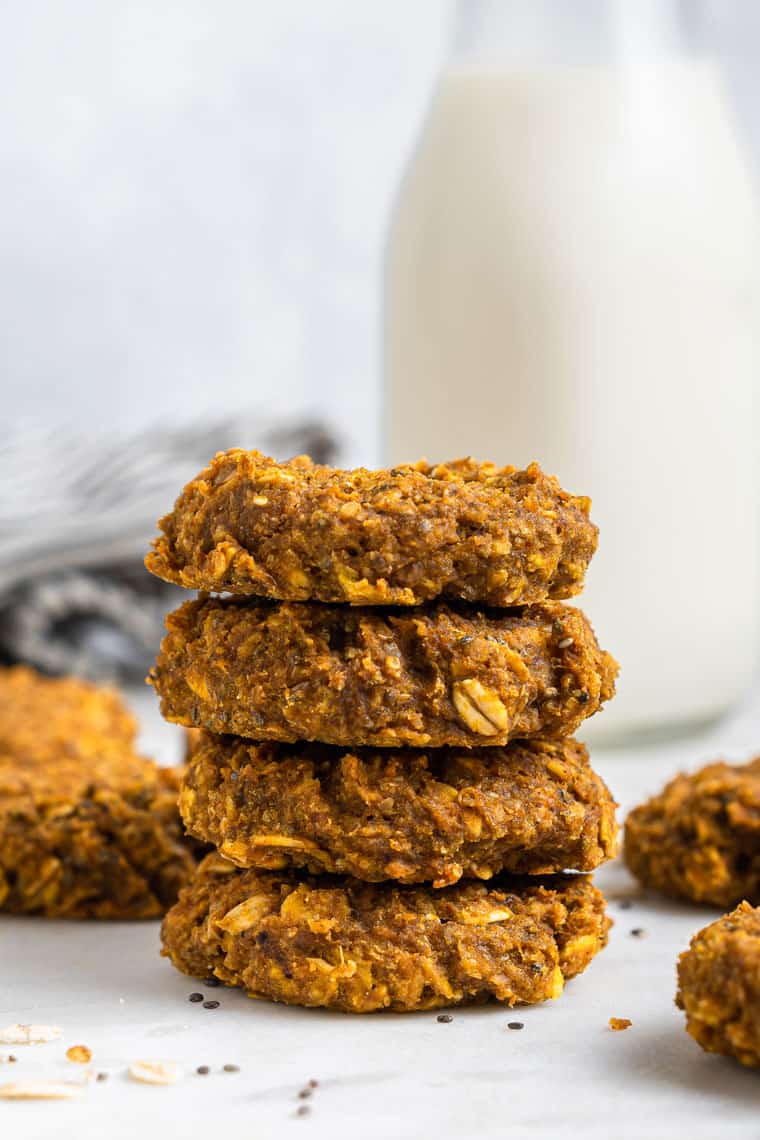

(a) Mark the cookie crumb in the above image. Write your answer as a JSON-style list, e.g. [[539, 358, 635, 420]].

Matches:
[[609, 1017, 632, 1031], [66, 1044, 92, 1064]]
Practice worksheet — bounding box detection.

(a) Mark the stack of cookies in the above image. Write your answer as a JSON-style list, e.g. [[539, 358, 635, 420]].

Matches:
[[147, 450, 618, 1013]]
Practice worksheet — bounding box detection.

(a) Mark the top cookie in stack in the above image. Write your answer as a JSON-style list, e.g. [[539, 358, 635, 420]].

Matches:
[[147, 450, 618, 1014], [146, 450, 598, 605]]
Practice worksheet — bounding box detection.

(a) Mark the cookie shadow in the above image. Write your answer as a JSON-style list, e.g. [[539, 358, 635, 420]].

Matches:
[[621, 1021, 760, 1102]]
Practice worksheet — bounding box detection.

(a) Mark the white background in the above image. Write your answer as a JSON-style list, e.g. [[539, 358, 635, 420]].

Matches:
[[1, 0, 760, 464]]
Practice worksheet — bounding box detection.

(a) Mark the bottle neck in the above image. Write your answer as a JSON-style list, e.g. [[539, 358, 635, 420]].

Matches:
[[451, 0, 696, 68]]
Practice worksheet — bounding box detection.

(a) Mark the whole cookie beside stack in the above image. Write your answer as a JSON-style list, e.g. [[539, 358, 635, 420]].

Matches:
[[147, 450, 618, 1013]]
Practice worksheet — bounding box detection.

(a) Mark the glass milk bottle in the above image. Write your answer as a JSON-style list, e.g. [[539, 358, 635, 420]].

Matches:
[[384, 0, 760, 743]]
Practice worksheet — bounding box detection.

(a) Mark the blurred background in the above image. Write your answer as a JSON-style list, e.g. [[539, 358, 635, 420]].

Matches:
[[2, 0, 760, 744]]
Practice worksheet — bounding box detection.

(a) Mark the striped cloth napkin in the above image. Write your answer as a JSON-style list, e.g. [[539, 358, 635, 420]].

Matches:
[[0, 417, 335, 680]]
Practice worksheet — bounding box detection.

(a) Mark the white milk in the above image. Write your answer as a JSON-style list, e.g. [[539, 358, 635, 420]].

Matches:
[[384, 61, 760, 741]]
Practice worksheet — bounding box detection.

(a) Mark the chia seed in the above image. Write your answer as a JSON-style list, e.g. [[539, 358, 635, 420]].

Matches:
[[188, 992, 204, 1003], [436, 1014, 453, 1024], [197, 1066, 210, 1075], [507, 1022, 524, 1031], [203, 1000, 220, 1010]]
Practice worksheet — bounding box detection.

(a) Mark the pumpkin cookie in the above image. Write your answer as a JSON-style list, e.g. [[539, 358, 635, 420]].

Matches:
[[180, 733, 617, 886], [150, 598, 616, 748], [625, 757, 760, 908], [161, 854, 609, 1013], [0, 667, 197, 918], [146, 450, 597, 606], [677, 902, 760, 1067]]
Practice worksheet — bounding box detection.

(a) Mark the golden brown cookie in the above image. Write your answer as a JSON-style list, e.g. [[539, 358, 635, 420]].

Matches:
[[0, 666, 137, 764], [145, 450, 597, 606], [0, 667, 197, 918], [150, 598, 616, 749], [677, 902, 760, 1067], [161, 854, 609, 1013], [180, 732, 617, 886], [625, 758, 760, 907]]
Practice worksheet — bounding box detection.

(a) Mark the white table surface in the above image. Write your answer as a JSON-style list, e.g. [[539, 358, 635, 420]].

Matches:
[[3, 687, 760, 1140]]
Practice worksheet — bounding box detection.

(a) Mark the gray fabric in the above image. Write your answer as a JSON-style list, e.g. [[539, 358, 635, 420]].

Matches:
[[0, 417, 336, 680]]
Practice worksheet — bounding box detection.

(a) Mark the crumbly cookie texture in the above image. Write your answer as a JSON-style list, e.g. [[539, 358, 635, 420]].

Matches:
[[180, 733, 618, 886], [0, 666, 198, 918], [161, 854, 609, 1013], [625, 757, 760, 907], [149, 598, 616, 749], [0, 666, 137, 764], [677, 902, 760, 1067], [145, 450, 598, 607]]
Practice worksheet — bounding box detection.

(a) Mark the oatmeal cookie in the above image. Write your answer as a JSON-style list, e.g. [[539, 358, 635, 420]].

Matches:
[[0, 666, 137, 764], [180, 733, 617, 886], [0, 667, 197, 918], [161, 854, 609, 1013], [677, 902, 760, 1067], [150, 598, 616, 748], [145, 450, 597, 606], [625, 758, 760, 907]]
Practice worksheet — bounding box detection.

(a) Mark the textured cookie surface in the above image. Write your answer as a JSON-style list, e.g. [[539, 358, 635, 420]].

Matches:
[[0, 666, 137, 764], [146, 450, 597, 606], [625, 758, 760, 907], [181, 733, 618, 886], [677, 902, 760, 1067], [150, 598, 616, 748], [161, 854, 609, 1013], [0, 667, 197, 918]]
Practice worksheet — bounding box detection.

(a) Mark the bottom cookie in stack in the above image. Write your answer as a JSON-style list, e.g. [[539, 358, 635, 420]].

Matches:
[[161, 853, 609, 1013]]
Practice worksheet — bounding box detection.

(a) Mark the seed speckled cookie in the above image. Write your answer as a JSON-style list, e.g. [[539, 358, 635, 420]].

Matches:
[[150, 597, 617, 748], [677, 902, 760, 1067], [625, 757, 760, 908], [0, 667, 197, 918], [161, 853, 610, 1013], [180, 732, 618, 886], [145, 450, 598, 607]]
